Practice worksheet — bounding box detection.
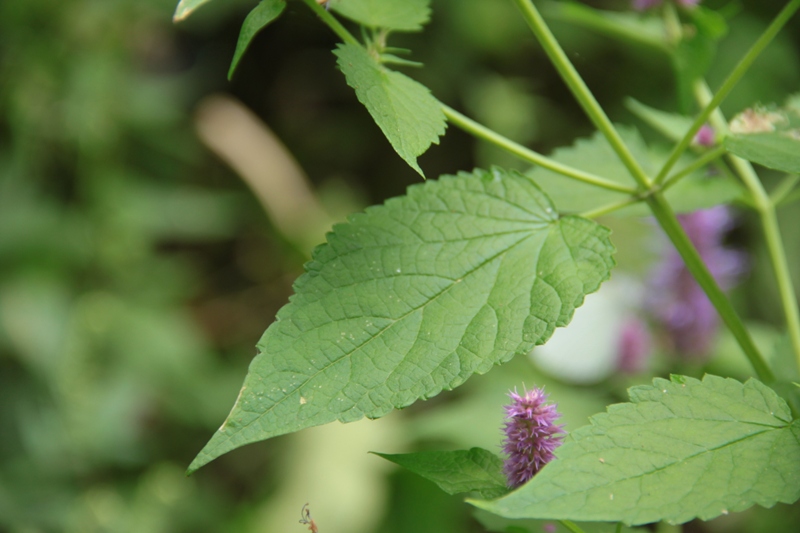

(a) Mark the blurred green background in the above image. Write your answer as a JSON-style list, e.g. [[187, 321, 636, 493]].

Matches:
[[2, 0, 800, 532]]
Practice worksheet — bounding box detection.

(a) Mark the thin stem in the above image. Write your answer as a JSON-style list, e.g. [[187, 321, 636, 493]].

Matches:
[[580, 196, 641, 219], [771, 174, 800, 206], [654, 0, 800, 185], [661, 145, 727, 193], [646, 193, 775, 383], [300, 0, 360, 46], [693, 80, 800, 372], [560, 520, 588, 533], [510, 0, 652, 189], [442, 105, 636, 194]]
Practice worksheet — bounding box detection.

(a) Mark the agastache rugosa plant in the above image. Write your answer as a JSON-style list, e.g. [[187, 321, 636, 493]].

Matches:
[[175, 0, 800, 530]]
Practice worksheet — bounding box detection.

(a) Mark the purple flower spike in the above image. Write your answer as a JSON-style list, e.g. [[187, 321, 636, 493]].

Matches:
[[693, 124, 716, 147], [647, 206, 747, 359], [617, 318, 652, 374], [501, 387, 565, 488]]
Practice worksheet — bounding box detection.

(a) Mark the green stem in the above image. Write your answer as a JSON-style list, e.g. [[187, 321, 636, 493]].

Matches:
[[646, 193, 775, 383], [300, 0, 360, 46], [442, 105, 636, 194], [580, 196, 641, 219], [510, 0, 652, 189], [560, 520, 588, 533], [661, 145, 727, 193], [540, 1, 669, 54], [771, 174, 800, 206], [693, 80, 800, 373], [654, 0, 800, 185]]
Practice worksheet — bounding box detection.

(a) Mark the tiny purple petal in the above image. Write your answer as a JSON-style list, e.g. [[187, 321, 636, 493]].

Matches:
[[693, 124, 716, 147], [501, 387, 565, 488], [616, 318, 652, 373]]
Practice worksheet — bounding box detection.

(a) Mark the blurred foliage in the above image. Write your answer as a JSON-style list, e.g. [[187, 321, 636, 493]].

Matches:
[[1, 0, 800, 532]]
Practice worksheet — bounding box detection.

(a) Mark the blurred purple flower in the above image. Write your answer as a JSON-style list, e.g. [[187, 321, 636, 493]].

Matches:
[[693, 124, 716, 147], [616, 318, 652, 373], [501, 387, 564, 488], [633, 0, 700, 11], [647, 206, 747, 359]]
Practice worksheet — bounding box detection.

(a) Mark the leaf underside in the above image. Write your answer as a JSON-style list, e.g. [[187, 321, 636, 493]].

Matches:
[[375, 448, 509, 499], [228, 0, 287, 80], [472, 375, 800, 526], [334, 43, 446, 176], [173, 0, 215, 22], [188, 168, 615, 473], [332, 0, 431, 31]]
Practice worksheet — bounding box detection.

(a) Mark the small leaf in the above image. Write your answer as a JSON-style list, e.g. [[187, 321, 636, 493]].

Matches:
[[374, 448, 508, 499], [228, 0, 287, 80], [625, 98, 694, 142], [472, 375, 800, 526], [332, 0, 431, 31], [528, 128, 741, 215], [672, 7, 727, 110], [188, 167, 615, 473], [173, 0, 216, 22], [335, 43, 446, 176], [723, 98, 800, 173]]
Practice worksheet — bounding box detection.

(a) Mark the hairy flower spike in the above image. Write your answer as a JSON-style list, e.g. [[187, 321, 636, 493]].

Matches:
[[501, 387, 564, 488]]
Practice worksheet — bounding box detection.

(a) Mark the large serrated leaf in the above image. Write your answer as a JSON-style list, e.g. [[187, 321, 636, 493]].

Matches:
[[335, 43, 446, 177], [472, 375, 800, 526], [332, 0, 431, 31], [228, 0, 286, 80], [188, 168, 615, 473], [374, 448, 508, 499], [528, 127, 741, 215]]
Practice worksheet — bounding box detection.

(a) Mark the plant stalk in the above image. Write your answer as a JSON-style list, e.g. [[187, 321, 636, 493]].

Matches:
[[442, 105, 636, 194], [654, 0, 800, 185], [301, 0, 360, 46], [510, 0, 652, 189], [646, 193, 775, 383]]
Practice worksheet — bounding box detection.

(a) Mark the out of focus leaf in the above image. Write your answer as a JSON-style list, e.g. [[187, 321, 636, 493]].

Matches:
[[625, 98, 694, 142], [173, 0, 216, 22], [723, 96, 800, 173], [673, 7, 727, 111], [474, 509, 644, 533], [228, 0, 287, 80], [332, 0, 431, 31]]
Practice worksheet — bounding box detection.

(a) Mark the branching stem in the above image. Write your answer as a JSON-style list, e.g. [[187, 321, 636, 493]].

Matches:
[[442, 105, 635, 194]]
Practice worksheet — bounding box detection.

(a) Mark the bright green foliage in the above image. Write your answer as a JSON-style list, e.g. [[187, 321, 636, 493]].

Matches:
[[335, 43, 446, 176], [228, 0, 287, 80], [173, 0, 215, 21], [332, 0, 431, 31], [188, 167, 615, 473], [472, 375, 800, 526], [723, 96, 800, 174], [528, 128, 741, 215], [625, 98, 694, 143], [474, 509, 644, 533], [374, 448, 508, 499]]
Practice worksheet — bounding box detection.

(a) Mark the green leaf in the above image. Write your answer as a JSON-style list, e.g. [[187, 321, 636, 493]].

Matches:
[[188, 167, 615, 473], [374, 448, 508, 499], [335, 43, 446, 176], [625, 98, 694, 143], [672, 7, 727, 111], [474, 509, 644, 533], [472, 375, 800, 526], [228, 0, 287, 80], [723, 97, 800, 173], [527, 128, 741, 216], [173, 0, 215, 22], [331, 0, 431, 31]]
